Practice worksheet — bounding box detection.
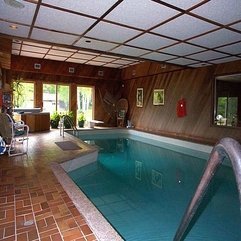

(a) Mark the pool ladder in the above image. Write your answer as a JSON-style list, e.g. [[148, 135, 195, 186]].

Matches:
[[174, 137, 241, 241], [59, 115, 77, 137]]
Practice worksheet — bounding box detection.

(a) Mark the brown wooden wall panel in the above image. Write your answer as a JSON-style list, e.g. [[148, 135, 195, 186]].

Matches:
[[122, 61, 241, 144], [0, 37, 11, 69], [11, 55, 121, 81]]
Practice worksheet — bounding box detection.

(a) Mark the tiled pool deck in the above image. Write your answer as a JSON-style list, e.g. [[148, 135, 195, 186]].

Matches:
[[0, 129, 97, 241]]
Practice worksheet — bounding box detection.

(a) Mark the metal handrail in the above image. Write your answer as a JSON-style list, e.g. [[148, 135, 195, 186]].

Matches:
[[59, 115, 77, 137], [173, 137, 241, 241]]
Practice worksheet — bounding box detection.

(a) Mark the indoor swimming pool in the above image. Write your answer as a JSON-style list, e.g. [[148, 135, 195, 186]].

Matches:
[[65, 130, 241, 241]]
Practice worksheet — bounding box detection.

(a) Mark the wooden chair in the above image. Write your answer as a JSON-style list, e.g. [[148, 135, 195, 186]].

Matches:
[[0, 113, 29, 156]]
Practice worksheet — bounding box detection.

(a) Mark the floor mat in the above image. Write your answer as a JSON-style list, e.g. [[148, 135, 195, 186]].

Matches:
[[55, 141, 82, 151]]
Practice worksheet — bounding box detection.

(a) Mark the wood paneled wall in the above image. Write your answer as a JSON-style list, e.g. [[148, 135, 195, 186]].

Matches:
[[11, 55, 122, 125], [0, 37, 11, 69], [121, 60, 241, 144]]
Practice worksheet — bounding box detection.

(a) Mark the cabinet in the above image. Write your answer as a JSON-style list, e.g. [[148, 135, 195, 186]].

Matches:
[[20, 112, 50, 132]]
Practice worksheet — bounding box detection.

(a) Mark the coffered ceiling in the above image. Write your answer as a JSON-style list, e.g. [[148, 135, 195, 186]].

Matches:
[[0, 0, 241, 68]]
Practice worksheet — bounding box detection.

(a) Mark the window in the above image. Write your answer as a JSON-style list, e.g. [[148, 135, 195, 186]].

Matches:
[[217, 96, 238, 126], [77, 86, 93, 121], [13, 81, 34, 108], [43, 84, 69, 114]]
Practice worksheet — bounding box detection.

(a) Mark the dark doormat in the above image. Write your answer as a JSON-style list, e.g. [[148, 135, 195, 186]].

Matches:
[[55, 141, 82, 151]]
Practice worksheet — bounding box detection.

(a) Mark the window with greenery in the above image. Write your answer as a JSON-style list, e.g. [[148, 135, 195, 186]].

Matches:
[[77, 86, 93, 121], [43, 83, 69, 114], [217, 96, 238, 126], [12, 80, 34, 108]]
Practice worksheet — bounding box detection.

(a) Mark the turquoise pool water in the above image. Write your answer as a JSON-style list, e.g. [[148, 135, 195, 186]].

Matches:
[[68, 133, 241, 241]]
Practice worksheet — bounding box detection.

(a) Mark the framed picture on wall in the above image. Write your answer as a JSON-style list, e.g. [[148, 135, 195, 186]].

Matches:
[[136, 88, 143, 107], [153, 89, 164, 105]]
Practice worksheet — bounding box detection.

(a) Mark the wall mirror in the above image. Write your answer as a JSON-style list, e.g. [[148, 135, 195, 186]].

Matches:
[[214, 73, 241, 128]]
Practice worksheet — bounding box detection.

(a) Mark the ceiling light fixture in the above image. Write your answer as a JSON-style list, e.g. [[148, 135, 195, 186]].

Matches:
[[4, 0, 25, 9], [9, 24, 18, 30]]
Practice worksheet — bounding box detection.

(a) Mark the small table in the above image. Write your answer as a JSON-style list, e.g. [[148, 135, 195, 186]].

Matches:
[[89, 120, 104, 128]]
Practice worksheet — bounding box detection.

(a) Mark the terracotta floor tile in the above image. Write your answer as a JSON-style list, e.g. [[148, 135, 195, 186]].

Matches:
[[28, 229, 39, 240], [4, 225, 15, 237], [2, 236, 15, 241], [62, 227, 84, 240], [80, 225, 92, 236], [17, 232, 28, 241], [75, 237, 86, 241], [86, 234, 97, 241], [51, 233, 64, 241], [39, 227, 60, 239]]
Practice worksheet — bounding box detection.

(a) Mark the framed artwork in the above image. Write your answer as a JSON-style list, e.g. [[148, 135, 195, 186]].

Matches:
[[153, 89, 164, 105], [136, 88, 143, 107]]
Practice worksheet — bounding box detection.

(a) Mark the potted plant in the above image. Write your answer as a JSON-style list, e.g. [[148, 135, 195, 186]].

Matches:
[[62, 111, 74, 129], [78, 112, 86, 128], [50, 111, 60, 129]]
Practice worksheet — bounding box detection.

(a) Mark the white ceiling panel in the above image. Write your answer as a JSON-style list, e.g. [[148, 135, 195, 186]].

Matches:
[[127, 33, 177, 50], [86, 60, 104, 66], [188, 29, 241, 48], [161, 43, 205, 56], [92, 56, 116, 63], [209, 56, 241, 64], [22, 45, 49, 54], [230, 22, 241, 32], [74, 37, 118, 51], [45, 55, 67, 61], [21, 51, 45, 58], [78, 50, 97, 56], [52, 46, 77, 52], [31, 28, 78, 45], [12, 50, 19, 55], [112, 59, 135, 65], [23, 41, 52, 48], [216, 42, 241, 55], [188, 50, 229, 61], [0, 1, 36, 24], [66, 58, 87, 64], [36, 6, 95, 35], [189, 63, 212, 68], [142, 52, 175, 61], [71, 53, 95, 60], [166, 58, 198, 66], [86, 22, 141, 43], [12, 43, 21, 50], [162, 0, 204, 10], [42, 0, 118, 17], [192, 0, 241, 25], [104, 63, 123, 68], [111, 46, 150, 57], [105, 0, 179, 29], [152, 15, 217, 40], [0, 21, 30, 38], [48, 49, 73, 57]]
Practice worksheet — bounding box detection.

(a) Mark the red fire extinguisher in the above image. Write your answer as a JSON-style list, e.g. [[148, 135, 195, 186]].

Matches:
[[177, 98, 187, 117]]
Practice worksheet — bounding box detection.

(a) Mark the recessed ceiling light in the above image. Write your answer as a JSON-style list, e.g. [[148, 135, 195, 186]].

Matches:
[[9, 24, 18, 30], [4, 0, 25, 9]]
